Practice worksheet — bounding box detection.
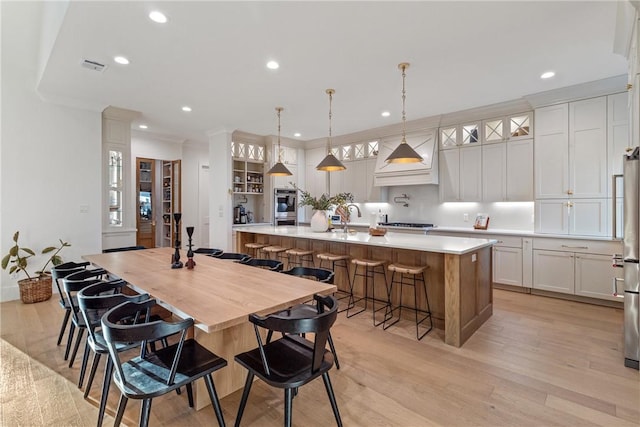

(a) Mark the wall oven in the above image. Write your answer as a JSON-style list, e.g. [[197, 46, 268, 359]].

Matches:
[[274, 188, 297, 226]]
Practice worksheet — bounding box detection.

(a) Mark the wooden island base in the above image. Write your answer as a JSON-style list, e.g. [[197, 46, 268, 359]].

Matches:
[[237, 229, 493, 347]]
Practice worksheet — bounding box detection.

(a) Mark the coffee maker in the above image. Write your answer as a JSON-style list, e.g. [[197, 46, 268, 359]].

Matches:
[[234, 204, 246, 224]]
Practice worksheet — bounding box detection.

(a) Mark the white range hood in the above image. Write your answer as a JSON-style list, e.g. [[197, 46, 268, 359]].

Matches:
[[374, 129, 438, 186]]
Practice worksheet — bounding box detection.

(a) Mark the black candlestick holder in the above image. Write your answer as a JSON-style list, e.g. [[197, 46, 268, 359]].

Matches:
[[185, 226, 195, 269], [171, 213, 183, 269]]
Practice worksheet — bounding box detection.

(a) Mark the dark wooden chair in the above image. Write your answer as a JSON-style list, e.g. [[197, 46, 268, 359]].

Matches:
[[212, 252, 251, 261], [101, 299, 227, 427], [234, 294, 342, 427], [102, 245, 146, 253], [281, 266, 334, 283], [78, 280, 150, 427], [62, 267, 107, 369], [51, 261, 90, 349], [279, 267, 340, 369], [238, 258, 284, 271], [194, 248, 223, 256]]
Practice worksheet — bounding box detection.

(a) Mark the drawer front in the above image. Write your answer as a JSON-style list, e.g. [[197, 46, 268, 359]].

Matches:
[[533, 237, 621, 255], [490, 235, 522, 248]]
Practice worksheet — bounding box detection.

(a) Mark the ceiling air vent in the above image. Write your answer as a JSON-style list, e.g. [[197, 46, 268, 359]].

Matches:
[[81, 59, 106, 72]]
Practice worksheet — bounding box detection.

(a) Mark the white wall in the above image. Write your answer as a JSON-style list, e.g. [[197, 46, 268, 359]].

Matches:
[[1, 2, 102, 301], [181, 142, 209, 249]]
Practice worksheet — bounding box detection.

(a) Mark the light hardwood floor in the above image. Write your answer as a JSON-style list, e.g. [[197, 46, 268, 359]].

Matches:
[[1, 289, 638, 426]]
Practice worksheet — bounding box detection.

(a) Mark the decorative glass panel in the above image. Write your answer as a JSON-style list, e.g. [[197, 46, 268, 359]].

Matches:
[[231, 141, 236, 157], [440, 127, 457, 148], [342, 145, 352, 161], [510, 115, 530, 137], [461, 124, 479, 144], [247, 144, 256, 160], [368, 141, 379, 156], [279, 147, 285, 161], [484, 119, 503, 142], [331, 147, 340, 158], [256, 146, 265, 161], [354, 143, 365, 159], [237, 143, 246, 159], [108, 150, 123, 226]]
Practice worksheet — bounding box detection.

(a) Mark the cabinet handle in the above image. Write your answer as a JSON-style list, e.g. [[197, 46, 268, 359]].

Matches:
[[613, 277, 625, 298], [567, 189, 573, 195], [561, 245, 588, 250]]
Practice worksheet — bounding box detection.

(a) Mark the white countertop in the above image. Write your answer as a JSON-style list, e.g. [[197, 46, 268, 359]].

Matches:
[[236, 225, 496, 255], [232, 222, 272, 228]]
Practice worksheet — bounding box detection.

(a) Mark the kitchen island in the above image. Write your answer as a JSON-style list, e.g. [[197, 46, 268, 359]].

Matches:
[[236, 226, 496, 347]]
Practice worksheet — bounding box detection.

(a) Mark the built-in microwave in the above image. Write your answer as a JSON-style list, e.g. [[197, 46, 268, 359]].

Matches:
[[274, 188, 297, 226]]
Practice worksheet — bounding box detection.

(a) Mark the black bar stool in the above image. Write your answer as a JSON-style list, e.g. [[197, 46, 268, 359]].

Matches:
[[317, 253, 351, 312], [383, 263, 433, 340], [346, 258, 391, 326], [286, 248, 315, 268]]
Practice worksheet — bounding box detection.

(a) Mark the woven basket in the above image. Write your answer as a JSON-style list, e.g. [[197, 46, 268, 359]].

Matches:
[[368, 227, 388, 236], [18, 276, 52, 304]]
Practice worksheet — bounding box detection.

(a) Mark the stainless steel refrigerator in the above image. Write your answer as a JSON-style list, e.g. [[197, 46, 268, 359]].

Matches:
[[623, 147, 639, 370]]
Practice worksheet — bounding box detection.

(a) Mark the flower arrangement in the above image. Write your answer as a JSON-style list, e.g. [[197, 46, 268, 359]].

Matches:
[[292, 183, 353, 211]]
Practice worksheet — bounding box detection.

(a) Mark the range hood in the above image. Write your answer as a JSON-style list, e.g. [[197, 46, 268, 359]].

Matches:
[[374, 129, 438, 186]]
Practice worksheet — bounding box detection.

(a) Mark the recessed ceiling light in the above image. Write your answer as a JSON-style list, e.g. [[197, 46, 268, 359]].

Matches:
[[139, 124, 148, 129], [294, 133, 301, 137], [114, 56, 129, 65], [381, 111, 391, 117], [266, 61, 279, 70], [540, 71, 555, 79], [182, 106, 192, 112], [149, 11, 167, 24]]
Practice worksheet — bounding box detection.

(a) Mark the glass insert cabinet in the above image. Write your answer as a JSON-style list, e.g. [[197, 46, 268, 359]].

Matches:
[[108, 150, 124, 226]]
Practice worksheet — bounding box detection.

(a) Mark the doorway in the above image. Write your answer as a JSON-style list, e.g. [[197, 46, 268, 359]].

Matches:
[[136, 158, 156, 248]]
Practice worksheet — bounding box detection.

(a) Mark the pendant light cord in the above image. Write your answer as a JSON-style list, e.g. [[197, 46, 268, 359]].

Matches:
[[327, 88, 335, 155], [276, 107, 283, 162], [400, 63, 407, 144]]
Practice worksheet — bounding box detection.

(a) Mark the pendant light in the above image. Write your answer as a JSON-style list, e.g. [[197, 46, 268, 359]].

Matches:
[[316, 89, 346, 171], [385, 62, 423, 163], [266, 107, 292, 176]]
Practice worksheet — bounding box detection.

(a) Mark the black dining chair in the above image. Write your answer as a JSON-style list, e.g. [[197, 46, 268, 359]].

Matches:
[[78, 280, 150, 427], [234, 294, 342, 427], [212, 252, 251, 261], [101, 299, 227, 427], [51, 261, 90, 349], [62, 267, 107, 369], [281, 266, 335, 283], [238, 258, 284, 272], [194, 248, 223, 256], [102, 246, 146, 253]]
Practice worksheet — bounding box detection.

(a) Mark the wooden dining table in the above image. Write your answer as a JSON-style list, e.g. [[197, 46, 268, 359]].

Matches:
[[83, 247, 336, 409]]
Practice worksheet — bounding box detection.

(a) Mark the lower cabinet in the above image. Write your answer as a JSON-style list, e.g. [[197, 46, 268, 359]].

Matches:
[[532, 238, 622, 301], [493, 246, 523, 286]]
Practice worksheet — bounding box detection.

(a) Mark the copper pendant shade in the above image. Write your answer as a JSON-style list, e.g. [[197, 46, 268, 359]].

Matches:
[[266, 107, 292, 176], [385, 63, 423, 164], [316, 89, 346, 172]]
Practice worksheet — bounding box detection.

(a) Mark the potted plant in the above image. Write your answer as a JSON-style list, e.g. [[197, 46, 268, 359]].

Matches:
[[1, 231, 70, 303], [293, 184, 353, 232]]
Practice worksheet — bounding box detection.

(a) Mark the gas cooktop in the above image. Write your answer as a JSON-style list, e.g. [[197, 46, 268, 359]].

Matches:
[[378, 222, 435, 228]]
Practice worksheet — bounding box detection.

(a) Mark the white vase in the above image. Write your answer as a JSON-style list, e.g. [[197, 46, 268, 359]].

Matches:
[[310, 210, 328, 232]]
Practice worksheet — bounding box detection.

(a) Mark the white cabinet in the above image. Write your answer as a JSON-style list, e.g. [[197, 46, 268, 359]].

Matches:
[[506, 139, 534, 201], [440, 146, 481, 202], [329, 169, 345, 195], [569, 97, 607, 198], [535, 198, 608, 237], [575, 253, 623, 301], [303, 147, 327, 222], [493, 245, 523, 287], [532, 238, 622, 300], [483, 112, 533, 144], [482, 143, 506, 202], [535, 103, 570, 199], [273, 165, 297, 190], [608, 92, 631, 177], [533, 250, 575, 294]]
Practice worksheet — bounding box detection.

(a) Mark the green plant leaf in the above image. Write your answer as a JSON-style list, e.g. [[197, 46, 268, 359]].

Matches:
[[12, 231, 19, 242], [51, 255, 62, 265], [41, 246, 56, 254], [1, 254, 9, 269], [9, 266, 17, 274], [9, 246, 18, 256], [22, 248, 35, 256]]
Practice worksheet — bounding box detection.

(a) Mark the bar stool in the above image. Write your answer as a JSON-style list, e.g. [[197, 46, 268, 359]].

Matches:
[[245, 242, 268, 258], [346, 258, 391, 326], [262, 245, 290, 268], [285, 248, 315, 268], [317, 253, 351, 311], [383, 263, 433, 340]]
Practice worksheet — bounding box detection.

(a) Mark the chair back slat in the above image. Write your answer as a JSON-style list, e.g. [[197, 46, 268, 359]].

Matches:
[[239, 258, 283, 271], [51, 262, 90, 302], [282, 267, 334, 283], [213, 252, 251, 261]]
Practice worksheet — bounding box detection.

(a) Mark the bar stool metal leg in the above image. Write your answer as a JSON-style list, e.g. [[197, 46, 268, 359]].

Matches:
[[383, 266, 433, 340]]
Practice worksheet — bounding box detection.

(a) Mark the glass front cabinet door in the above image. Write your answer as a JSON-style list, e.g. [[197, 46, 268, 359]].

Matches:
[[108, 149, 124, 227]]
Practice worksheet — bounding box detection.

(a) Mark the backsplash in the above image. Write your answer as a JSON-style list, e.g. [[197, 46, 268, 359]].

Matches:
[[357, 185, 534, 231]]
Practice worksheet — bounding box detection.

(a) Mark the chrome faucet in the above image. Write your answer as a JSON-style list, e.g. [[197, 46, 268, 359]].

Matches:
[[342, 204, 362, 233]]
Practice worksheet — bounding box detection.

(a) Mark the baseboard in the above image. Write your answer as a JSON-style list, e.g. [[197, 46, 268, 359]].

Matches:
[[530, 289, 624, 309], [493, 283, 531, 294], [1, 285, 20, 302]]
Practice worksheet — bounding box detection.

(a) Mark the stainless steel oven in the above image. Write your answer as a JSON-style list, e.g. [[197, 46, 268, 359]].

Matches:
[[275, 189, 297, 226]]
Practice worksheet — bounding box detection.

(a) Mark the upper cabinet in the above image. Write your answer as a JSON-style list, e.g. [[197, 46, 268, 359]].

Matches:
[[232, 140, 265, 162], [483, 112, 533, 144]]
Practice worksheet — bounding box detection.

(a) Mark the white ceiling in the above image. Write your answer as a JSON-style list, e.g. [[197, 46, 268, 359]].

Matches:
[[36, 1, 629, 144]]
